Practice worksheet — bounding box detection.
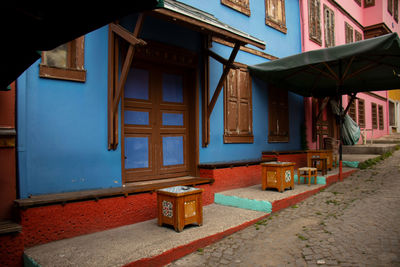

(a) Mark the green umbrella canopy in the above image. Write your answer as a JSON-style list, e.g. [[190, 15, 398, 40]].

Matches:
[[248, 33, 400, 98]]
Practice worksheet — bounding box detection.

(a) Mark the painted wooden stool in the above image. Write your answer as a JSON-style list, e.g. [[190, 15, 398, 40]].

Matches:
[[297, 167, 318, 186], [157, 186, 203, 232], [311, 157, 328, 175]]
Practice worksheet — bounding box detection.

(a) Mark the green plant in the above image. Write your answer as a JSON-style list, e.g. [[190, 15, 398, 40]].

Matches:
[[297, 234, 308, 241]]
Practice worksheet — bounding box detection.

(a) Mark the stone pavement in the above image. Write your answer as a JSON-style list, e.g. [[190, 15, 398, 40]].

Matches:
[[168, 150, 400, 267]]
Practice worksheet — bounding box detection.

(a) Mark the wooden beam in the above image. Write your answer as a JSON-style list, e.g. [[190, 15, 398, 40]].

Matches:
[[202, 36, 211, 147], [110, 23, 147, 46], [108, 27, 115, 150], [207, 42, 241, 118]]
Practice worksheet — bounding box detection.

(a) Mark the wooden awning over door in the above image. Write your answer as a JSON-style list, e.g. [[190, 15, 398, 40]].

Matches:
[[108, 0, 266, 149]]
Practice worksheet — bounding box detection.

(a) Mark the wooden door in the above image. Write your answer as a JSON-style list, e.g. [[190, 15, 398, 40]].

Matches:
[[122, 62, 194, 182]]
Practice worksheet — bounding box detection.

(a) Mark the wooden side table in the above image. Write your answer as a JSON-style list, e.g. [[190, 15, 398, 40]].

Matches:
[[261, 162, 295, 193], [297, 167, 318, 185], [157, 186, 203, 232], [307, 150, 333, 170], [311, 157, 328, 175]]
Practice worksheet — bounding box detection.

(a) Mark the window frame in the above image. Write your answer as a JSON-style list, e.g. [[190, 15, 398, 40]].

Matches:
[[355, 30, 363, 42], [223, 65, 254, 144], [388, 0, 393, 15], [348, 95, 357, 122], [394, 0, 399, 22], [345, 22, 354, 44], [265, 0, 287, 34], [364, 0, 375, 7], [323, 4, 335, 48], [221, 0, 251, 16], [268, 85, 289, 143], [371, 102, 378, 129], [354, 0, 362, 7], [309, 0, 322, 46], [358, 98, 365, 127], [39, 36, 86, 82], [378, 105, 384, 130]]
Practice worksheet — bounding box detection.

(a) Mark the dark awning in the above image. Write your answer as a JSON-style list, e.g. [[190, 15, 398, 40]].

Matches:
[[1, 1, 163, 90], [248, 33, 400, 97]]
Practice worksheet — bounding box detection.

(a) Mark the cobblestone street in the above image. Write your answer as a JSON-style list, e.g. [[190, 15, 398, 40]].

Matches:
[[168, 150, 400, 267]]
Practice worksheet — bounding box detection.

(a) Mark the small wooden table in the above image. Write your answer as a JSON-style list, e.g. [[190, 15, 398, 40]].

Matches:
[[307, 150, 333, 170], [261, 162, 295, 193], [157, 186, 203, 232], [311, 157, 328, 176], [297, 167, 318, 185]]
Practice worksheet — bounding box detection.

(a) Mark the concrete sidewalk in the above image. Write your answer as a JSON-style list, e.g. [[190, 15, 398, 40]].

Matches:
[[24, 164, 360, 267]]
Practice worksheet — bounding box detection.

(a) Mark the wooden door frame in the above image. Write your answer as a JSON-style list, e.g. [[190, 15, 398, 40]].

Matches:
[[120, 42, 199, 184]]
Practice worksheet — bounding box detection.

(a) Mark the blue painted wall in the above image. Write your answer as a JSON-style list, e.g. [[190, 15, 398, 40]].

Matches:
[[17, 26, 122, 198], [17, 0, 303, 197]]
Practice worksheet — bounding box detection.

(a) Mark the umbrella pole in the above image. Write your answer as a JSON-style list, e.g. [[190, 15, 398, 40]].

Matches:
[[339, 95, 343, 181]]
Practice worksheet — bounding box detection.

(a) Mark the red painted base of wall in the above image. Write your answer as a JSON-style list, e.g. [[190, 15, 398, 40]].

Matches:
[[0, 233, 24, 267], [20, 165, 261, 248]]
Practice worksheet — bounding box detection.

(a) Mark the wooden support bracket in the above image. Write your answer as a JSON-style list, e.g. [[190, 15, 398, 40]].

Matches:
[[108, 14, 145, 150], [202, 40, 241, 147]]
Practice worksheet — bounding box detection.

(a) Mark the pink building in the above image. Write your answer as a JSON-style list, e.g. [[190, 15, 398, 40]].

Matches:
[[300, 0, 400, 148]]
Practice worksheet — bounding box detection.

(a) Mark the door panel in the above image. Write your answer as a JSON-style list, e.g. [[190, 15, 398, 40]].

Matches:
[[123, 63, 191, 182]]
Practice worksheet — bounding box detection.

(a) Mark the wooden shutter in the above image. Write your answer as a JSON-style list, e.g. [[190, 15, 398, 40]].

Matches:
[[378, 105, 384, 130], [221, 0, 251, 16], [358, 99, 365, 127], [345, 22, 354, 44], [355, 30, 363, 42], [268, 86, 289, 142], [265, 0, 287, 33], [324, 5, 335, 47], [348, 96, 357, 122], [354, 0, 361, 6], [394, 0, 399, 22], [388, 0, 393, 15], [309, 0, 322, 45], [364, 0, 375, 7], [372, 103, 378, 129], [224, 67, 253, 143]]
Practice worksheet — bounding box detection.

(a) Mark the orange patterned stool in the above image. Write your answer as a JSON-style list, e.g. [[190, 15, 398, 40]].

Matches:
[[297, 167, 318, 186]]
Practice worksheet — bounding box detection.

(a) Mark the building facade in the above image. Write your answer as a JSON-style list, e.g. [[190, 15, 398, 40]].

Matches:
[[301, 0, 399, 148], [1, 1, 304, 265]]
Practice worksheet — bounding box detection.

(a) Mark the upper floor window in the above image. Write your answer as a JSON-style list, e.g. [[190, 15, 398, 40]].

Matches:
[[309, 0, 322, 45], [355, 30, 363, 42], [388, 0, 393, 15], [224, 66, 253, 143], [323, 5, 335, 47], [354, 0, 362, 7], [394, 0, 399, 22], [348, 96, 357, 122], [358, 99, 365, 127], [265, 0, 287, 34], [39, 36, 86, 82], [364, 0, 375, 7], [345, 22, 354, 44], [371, 102, 378, 129], [221, 0, 251, 16], [378, 105, 384, 130]]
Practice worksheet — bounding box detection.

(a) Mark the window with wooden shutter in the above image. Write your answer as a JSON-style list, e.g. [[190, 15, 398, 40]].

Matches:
[[388, 0, 393, 15], [389, 101, 395, 126], [265, 0, 287, 34], [345, 22, 354, 44], [394, 0, 398, 22], [358, 98, 365, 127], [268, 86, 289, 142], [348, 96, 357, 122], [378, 105, 384, 130], [221, 0, 251, 16], [224, 66, 253, 143], [309, 0, 322, 45], [324, 5, 335, 47], [364, 0, 375, 7], [355, 30, 363, 42], [371, 103, 378, 129], [354, 0, 362, 6]]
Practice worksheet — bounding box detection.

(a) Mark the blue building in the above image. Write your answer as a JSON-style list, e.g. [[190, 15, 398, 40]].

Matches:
[[12, 0, 304, 250], [17, 0, 302, 198]]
